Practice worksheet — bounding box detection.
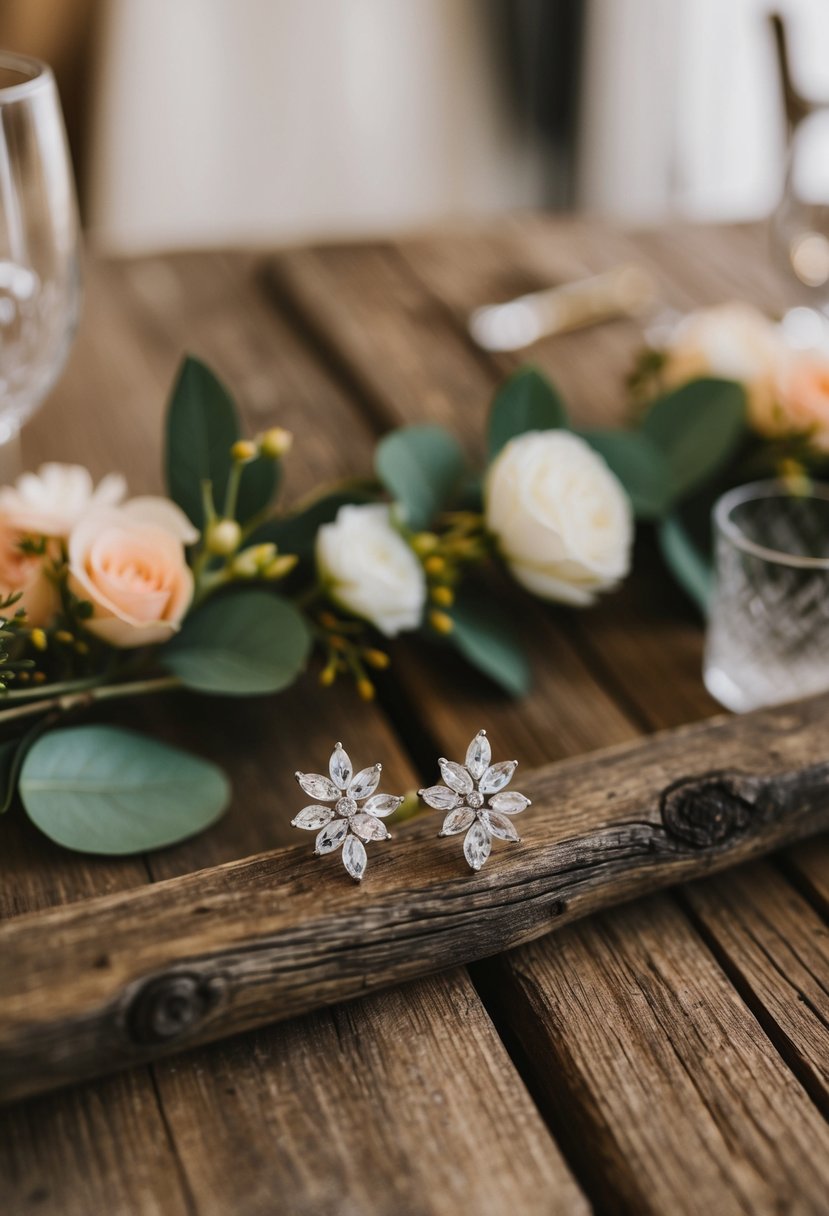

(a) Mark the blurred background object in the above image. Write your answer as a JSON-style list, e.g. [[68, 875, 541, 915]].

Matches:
[[0, 0, 827, 252]]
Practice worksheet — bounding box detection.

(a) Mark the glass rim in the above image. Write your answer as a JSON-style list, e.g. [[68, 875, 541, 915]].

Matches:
[[714, 478, 829, 570], [0, 51, 53, 102]]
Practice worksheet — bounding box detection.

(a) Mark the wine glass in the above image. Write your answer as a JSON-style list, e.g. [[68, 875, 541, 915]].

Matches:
[[0, 52, 81, 477]]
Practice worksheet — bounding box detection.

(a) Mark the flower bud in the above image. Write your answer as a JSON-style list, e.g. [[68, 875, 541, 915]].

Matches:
[[30, 627, 47, 651], [259, 427, 293, 458], [357, 677, 376, 701], [319, 663, 337, 687], [206, 518, 242, 556], [363, 648, 390, 670], [424, 554, 446, 576], [231, 439, 257, 463], [264, 554, 298, 580], [430, 585, 454, 607], [429, 609, 454, 635], [412, 532, 440, 556]]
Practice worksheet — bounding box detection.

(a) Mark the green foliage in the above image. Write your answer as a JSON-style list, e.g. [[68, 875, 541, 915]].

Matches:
[[375, 425, 465, 531], [165, 355, 279, 529], [449, 594, 531, 696], [164, 590, 312, 695], [640, 378, 746, 501], [487, 367, 568, 461], [20, 726, 229, 854], [581, 430, 673, 520]]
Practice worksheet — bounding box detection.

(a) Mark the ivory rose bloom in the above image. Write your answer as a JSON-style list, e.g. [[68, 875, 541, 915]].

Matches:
[[485, 431, 633, 606], [662, 302, 785, 433], [68, 497, 198, 648], [0, 523, 59, 626], [775, 353, 829, 451], [0, 463, 125, 538], [316, 503, 426, 636]]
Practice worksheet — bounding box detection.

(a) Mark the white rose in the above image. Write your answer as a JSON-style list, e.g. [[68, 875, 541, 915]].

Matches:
[[316, 503, 426, 636], [485, 430, 633, 606], [662, 302, 785, 431], [68, 497, 199, 648], [0, 463, 126, 538]]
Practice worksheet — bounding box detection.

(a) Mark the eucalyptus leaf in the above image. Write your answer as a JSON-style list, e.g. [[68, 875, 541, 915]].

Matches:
[[375, 425, 465, 531], [164, 590, 311, 695], [247, 488, 375, 564], [165, 356, 239, 529], [488, 367, 568, 461], [641, 378, 746, 501], [450, 595, 531, 697], [20, 726, 229, 855], [237, 456, 280, 525], [0, 733, 27, 813], [581, 429, 673, 520]]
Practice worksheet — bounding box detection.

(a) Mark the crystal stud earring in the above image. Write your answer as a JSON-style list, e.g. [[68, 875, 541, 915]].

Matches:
[[293, 742, 403, 881], [419, 729, 530, 871]]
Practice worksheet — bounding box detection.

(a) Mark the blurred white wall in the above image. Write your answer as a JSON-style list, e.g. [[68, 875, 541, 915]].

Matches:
[[578, 0, 829, 222], [87, 0, 545, 251]]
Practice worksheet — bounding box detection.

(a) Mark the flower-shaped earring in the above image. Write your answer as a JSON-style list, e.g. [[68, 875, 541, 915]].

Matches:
[[420, 729, 530, 871], [293, 742, 402, 881]]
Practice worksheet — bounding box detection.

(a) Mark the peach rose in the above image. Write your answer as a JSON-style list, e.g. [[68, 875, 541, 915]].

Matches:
[[68, 497, 199, 648], [775, 354, 829, 451], [0, 523, 59, 626], [0, 463, 125, 538]]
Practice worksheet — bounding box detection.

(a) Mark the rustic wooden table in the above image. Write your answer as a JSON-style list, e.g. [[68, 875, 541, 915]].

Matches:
[[1, 217, 829, 1216]]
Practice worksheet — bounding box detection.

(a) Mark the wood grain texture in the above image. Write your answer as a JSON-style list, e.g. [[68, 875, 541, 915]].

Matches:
[[3, 692, 829, 1103]]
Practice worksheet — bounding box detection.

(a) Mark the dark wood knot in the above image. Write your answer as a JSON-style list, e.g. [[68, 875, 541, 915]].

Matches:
[[660, 773, 755, 849], [127, 972, 226, 1045]]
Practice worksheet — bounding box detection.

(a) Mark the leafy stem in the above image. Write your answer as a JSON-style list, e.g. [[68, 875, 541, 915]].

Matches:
[[0, 674, 182, 728]]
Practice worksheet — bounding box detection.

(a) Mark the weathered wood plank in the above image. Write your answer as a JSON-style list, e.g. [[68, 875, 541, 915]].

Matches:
[[2, 692, 829, 1103], [491, 893, 829, 1216]]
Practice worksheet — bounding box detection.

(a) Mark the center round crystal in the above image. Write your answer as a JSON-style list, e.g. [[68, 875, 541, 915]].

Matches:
[[336, 796, 358, 818], [466, 790, 484, 809]]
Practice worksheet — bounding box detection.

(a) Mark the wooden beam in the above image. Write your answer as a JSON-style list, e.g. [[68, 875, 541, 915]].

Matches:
[[2, 693, 829, 1103]]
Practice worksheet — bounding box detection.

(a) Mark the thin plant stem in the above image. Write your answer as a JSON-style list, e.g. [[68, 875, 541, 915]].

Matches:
[[0, 674, 182, 727]]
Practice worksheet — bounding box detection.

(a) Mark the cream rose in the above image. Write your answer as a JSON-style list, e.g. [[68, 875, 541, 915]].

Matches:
[[0, 463, 126, 539], [68, 497, 198, 648], [662, 302, 785, 434], [485, 430, 633, 606], [775, 352, 829, 451], [316, 503, 426, 636], [0, 523, 60, 626]]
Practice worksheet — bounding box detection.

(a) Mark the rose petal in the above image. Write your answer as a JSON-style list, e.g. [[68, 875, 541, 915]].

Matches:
[[418, 784, 459, 811], [439, 759, 473, 795]]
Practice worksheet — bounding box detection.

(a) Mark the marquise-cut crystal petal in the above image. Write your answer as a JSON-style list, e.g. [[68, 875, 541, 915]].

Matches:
[[342, 834, 367, 881], [292, 805, 334, 830], [351, 812, 390, 841], [363, 793, 402, 819], [349, 765, 382, 800], [297, 772, 340, 802], [479, 810, 520, 842], [419, 784, 459, 811], [439, 759, 473, 795], [440, 807, 476, 836], [463, 820, 491, 871], [329, 743, 353, 790], [315, 818, 349, 854], [480, 760, 517, 795], [465, 731, 491, 782], [488, 790, 530, 815]]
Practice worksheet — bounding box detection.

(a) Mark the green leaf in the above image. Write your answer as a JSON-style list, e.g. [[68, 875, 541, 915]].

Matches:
[[0, 735, 24, 813], [449, 595, 531, 696], [658, 509, 714, 617], [20, 726, 229, 855], [237, 456, 280, 525], [488, 367, 568, 461], [640, 378, 746, 501], [247, 488, 375, 563], [581, 430, 673, 520], [164, 590, 311, 695], [375, 425, 465, 531], [165, 356, 239, 529]]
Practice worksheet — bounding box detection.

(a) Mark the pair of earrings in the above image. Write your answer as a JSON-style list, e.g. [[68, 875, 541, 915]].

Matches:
[[292, 729, 530, 882]]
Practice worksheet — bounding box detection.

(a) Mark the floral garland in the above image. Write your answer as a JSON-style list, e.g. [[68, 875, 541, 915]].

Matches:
[[0, 306, 820, 857]]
